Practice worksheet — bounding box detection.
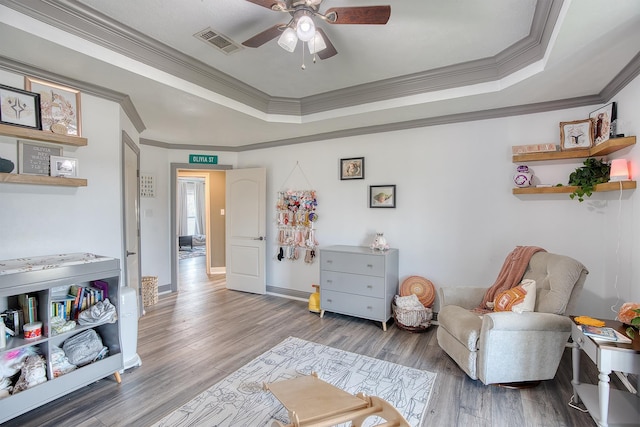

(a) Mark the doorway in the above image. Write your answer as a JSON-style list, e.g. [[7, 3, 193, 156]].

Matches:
[[170, 163, 231, 292]]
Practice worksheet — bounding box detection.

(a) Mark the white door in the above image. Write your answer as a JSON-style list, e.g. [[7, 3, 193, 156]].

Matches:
[[225, 168, 266, 294], [123, 135, 142, 314]]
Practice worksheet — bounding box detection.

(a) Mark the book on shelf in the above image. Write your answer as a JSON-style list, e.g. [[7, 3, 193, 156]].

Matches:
[[67, 285, 105, 319], [581, 325, 632, 343], [91, 280, 109, 299], [18, 294, 38, 324]]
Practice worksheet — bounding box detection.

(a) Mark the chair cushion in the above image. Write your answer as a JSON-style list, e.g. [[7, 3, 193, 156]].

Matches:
[[523, 252, 587, 314], [494, 279, 536, 313], [438, 305, 483, 351]]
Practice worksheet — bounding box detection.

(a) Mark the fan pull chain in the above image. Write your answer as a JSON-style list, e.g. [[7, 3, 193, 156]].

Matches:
[[312, 37, 317, 63], [301, 42, 306, 70]]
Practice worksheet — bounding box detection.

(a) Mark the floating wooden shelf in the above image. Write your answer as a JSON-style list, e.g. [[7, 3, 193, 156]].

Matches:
[[0, 123, 87, 146], [0, 172, 87, 187], [513, 181, 636, 195], [512, 136, 635, 163]]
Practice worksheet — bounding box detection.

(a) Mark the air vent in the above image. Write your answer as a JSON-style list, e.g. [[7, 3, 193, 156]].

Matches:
[[194, 27, 242, 55]]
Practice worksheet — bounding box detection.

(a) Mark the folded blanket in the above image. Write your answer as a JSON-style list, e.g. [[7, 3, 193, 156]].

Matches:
[[477, 246, 546, 311]]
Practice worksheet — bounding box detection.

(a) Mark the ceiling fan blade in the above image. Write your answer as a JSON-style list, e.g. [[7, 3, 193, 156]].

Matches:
[[245, 0, 284, 11], [242, 24, 284, 48], [315, 28, 337, 60], [324, 6, 391, 25]]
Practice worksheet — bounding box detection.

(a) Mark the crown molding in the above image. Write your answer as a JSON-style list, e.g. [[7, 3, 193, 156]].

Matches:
[[2, 0, 563, 118], [2, 0, 279, 112], [600, 51, 640, 102], [140, 94, 602, 153], [0, 55, 146, 133], [140, 138, 242, 152], [300, 0, 562, 115]]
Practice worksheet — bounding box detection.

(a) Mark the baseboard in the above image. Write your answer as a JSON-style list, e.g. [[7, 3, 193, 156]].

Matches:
[[266, 285, 309, 302]]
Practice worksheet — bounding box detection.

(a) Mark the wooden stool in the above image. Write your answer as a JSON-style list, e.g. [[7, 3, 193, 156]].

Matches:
[[263, 372, 409, 427]]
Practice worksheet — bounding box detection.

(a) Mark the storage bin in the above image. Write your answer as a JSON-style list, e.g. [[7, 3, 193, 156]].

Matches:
[[141, 276, 158, 307], [392, 296, 432, 333]]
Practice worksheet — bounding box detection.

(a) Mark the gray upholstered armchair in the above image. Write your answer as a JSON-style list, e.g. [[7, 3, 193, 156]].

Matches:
[[436, 252, 588, 385]]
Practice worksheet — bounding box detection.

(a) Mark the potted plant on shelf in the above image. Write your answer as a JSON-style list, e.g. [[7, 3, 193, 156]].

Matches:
[[567, 157, 610, 202]]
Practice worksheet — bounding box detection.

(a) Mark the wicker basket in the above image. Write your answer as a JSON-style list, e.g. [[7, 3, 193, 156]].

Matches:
[[392, 297, 433, 332], [141, 276, 158, 307]]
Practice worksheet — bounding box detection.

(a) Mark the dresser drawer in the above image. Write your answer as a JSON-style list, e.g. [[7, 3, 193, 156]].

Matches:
[[320, 271, 385, 298], [321, 289, 388, 321], [320, 251, 385, 276]]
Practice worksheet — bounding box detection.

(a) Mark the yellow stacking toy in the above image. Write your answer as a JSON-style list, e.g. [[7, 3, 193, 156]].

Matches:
[[308, 284, 320, 313]]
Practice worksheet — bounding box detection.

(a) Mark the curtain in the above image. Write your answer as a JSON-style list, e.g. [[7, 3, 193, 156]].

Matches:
[[177, 180, 189, 236], [194, 181, 206, 235]]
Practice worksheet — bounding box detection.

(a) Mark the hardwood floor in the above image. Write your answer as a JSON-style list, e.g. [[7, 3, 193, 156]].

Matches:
[[5, 256, 610, 426]]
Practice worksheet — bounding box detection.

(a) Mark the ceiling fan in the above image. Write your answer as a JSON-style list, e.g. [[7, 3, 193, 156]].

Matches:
[[242, 0, 391, 60]]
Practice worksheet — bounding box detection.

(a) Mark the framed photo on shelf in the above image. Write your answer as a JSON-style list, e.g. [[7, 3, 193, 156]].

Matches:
[[560, 119, 594, 151], [0, 84, 42, 130], [369, 185, 396, 208], [25, 76, 82, 136], [340, 157, 364, 180], [18, 141, 62, 175], [589, 102, 617, 145], [50, 156, 79, 178]]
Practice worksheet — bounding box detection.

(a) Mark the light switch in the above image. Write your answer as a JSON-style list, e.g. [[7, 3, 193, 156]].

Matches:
[[220, 209, 225, 215]]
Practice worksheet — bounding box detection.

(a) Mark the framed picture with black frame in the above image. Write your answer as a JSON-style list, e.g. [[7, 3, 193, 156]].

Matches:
[[340, 157, 364, 180], [369, 185, 396, 208], [0, 84, 42, 130]]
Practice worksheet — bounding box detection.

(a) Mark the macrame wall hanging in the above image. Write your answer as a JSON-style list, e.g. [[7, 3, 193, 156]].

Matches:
[[277, 162, 318, 264]]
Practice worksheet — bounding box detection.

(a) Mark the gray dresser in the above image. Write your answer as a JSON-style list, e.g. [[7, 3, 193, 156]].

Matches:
[[319, 245, 399, 331]]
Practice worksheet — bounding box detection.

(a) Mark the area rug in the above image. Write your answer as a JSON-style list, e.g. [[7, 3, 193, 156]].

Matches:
[[179, 246, 206, 260], [152, 336, 436, 427]]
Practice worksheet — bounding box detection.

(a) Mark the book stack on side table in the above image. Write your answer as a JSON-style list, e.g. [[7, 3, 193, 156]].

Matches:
[[580, 325, 632, 343]]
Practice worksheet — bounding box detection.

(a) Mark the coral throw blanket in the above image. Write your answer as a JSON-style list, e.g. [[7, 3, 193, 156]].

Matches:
[[477, 246, 546, 311]]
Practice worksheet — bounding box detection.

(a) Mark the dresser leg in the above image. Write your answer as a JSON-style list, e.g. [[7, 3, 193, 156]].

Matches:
[[382, 321, 387, 332], [113, 371, 122, 384], [320, 310, 325, 318]]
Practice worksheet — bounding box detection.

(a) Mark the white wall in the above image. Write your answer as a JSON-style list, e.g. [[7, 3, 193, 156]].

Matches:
[[0, 69, 124, 263], [237, 75, 640, 318]]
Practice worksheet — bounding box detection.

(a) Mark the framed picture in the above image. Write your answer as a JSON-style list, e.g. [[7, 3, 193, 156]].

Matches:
[[25, 77, 82, 136], [369, 185, 396, 208], [589, 102, 617, 145], [50, 156, 79, 177], [18, 141, 62, 175], [0, 84, 42, 130], [340, 157, 364, 180], [560, 119, 594, 150]]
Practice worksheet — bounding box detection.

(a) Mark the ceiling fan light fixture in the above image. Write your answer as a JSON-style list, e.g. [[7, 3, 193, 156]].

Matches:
[[277, 27, 298, 52], [308, 31, 326, 54], [296, 14, 315, 42]]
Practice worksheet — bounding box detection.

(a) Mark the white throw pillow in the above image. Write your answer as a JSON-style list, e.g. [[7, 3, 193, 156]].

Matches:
[[493, 279, 537, 313]]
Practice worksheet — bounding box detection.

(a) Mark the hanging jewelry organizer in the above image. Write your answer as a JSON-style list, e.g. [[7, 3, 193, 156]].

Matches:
[[277, 162, 318, 263]]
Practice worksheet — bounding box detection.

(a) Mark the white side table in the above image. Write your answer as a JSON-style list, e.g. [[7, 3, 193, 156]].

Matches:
[[571, 319, 640, 427]]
